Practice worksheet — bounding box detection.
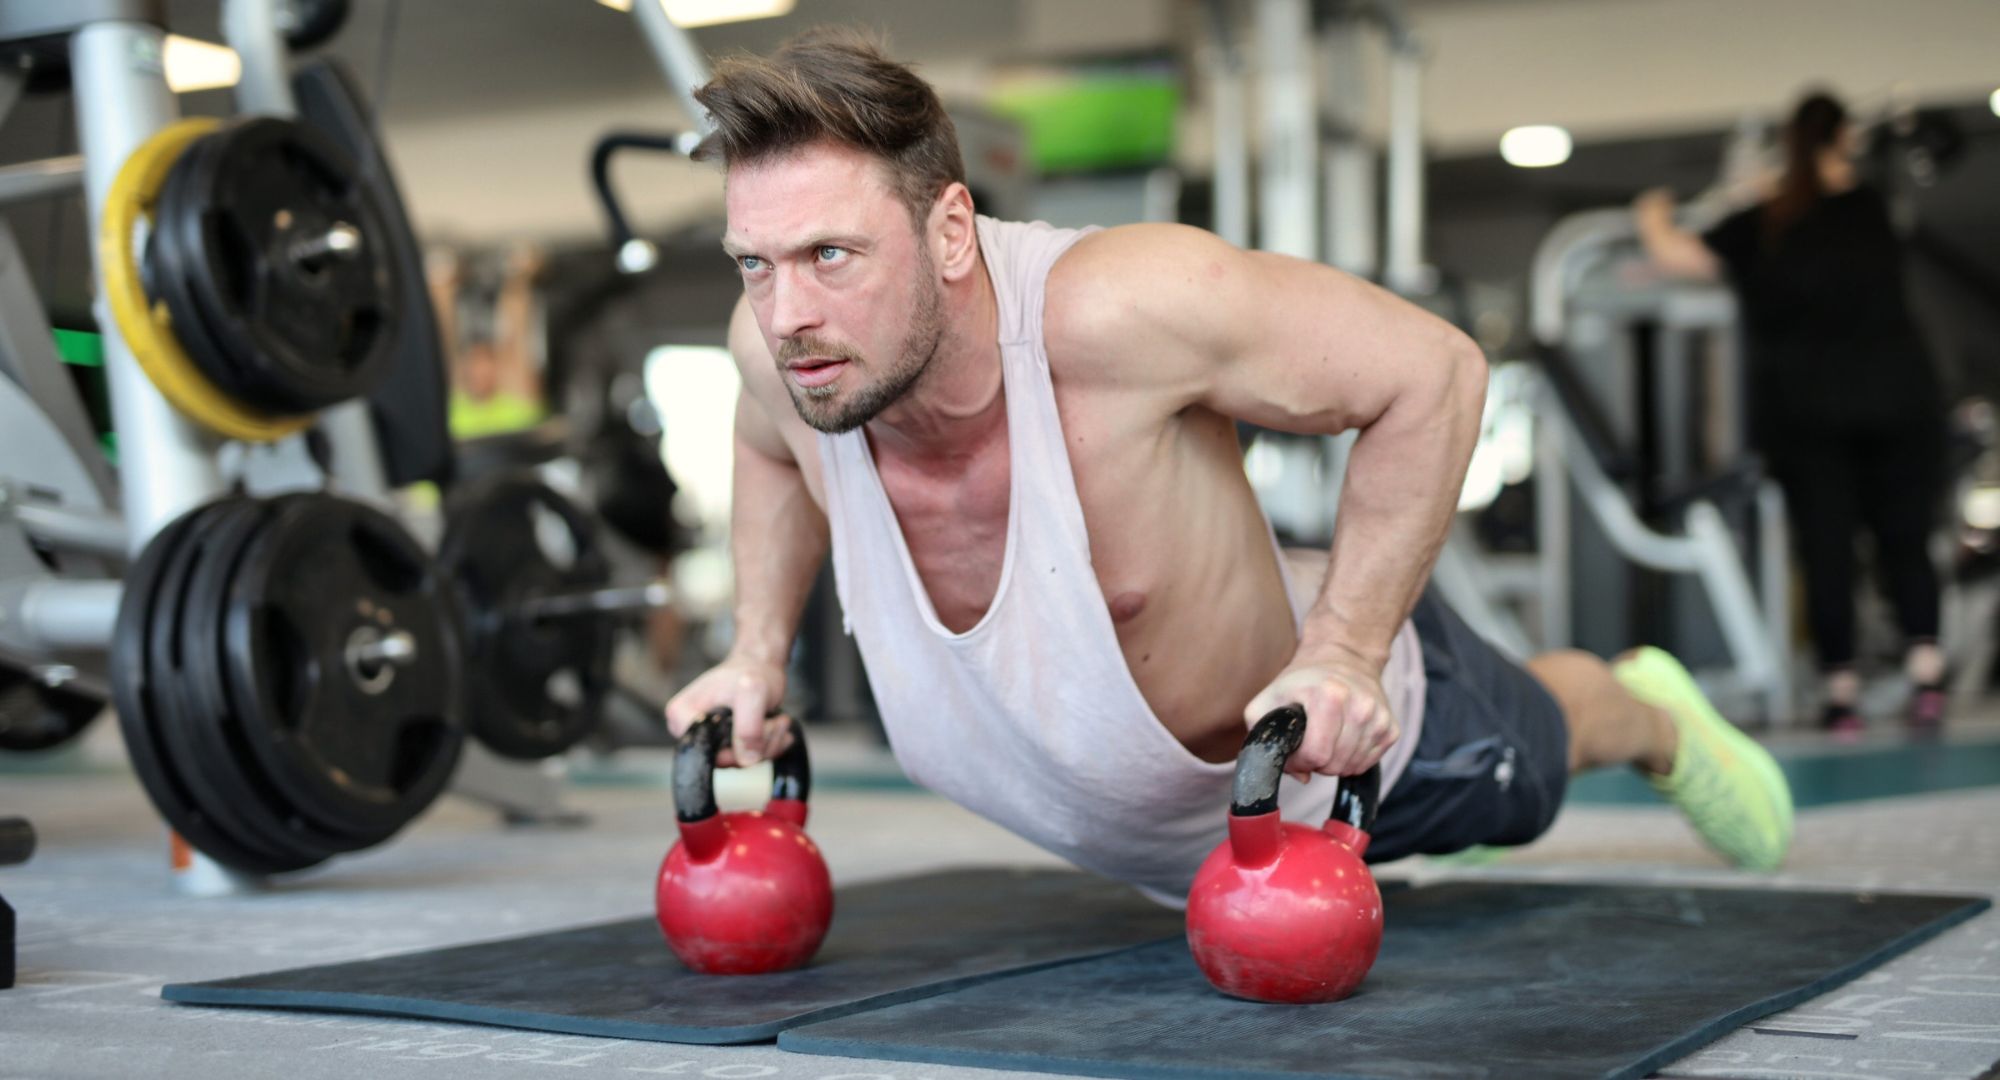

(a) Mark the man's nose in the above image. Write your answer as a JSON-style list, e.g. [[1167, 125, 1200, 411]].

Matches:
[[769, 266, 822, 340]]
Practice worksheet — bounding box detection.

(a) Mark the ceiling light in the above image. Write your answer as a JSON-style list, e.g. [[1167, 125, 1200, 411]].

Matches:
[[1500, 125, 1572, 168], [1990, 88, 2000, 118], [595, 0, 796, 27], [163, 34, 241, 93]]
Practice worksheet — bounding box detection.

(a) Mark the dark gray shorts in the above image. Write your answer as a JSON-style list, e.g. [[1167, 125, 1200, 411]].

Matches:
[[1364, 590, 1571, 863]]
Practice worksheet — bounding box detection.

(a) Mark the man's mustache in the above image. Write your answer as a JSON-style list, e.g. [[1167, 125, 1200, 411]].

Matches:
[[779, 336, 861, 365]]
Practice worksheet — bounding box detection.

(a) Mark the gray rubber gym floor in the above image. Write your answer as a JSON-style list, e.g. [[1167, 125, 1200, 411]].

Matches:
[[5, 720, 2000, 1080]]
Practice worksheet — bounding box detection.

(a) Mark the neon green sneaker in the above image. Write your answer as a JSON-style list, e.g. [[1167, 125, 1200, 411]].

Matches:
[[1427, 845, 1506, 867], [1611, 647, 1794, 871]]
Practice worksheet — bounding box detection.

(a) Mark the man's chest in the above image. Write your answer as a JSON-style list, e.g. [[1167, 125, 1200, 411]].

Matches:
[[874, 437, 1013, 632], [871, 399, 1196, 637]]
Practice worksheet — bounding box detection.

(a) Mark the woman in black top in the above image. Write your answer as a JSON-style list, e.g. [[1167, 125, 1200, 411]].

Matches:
[[1634, 91, 1948, 736]]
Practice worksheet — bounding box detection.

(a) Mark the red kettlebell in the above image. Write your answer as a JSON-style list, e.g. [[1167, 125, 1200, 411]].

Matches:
[[1186, 705, 1383, 1004], [655, 709, 833, 974]]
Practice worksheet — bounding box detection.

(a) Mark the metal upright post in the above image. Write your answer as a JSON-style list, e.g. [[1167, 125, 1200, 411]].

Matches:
[[1255, 0, 1316, 260], [221, 0, 293, 116], [1535, 376, 1573, 650], [1383, 42, 1427, 294], [70, 19, 219, 548], [1319, 20, 1375, 278], [1202, 0, 1250, 250], [71, 16, 259, 896]]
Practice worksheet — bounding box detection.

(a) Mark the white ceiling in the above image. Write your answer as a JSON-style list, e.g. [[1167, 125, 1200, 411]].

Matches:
[[158, 0, 2000, 245]]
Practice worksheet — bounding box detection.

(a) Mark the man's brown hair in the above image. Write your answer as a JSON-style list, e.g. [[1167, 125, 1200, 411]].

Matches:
[[691, 28, 966, 228]]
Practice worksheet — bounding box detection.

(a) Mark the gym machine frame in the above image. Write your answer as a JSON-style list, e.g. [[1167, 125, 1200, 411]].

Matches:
[[1503, 208, 1793, 724], [1202, 0, 1437, 540], [0, 0, 669, 889]]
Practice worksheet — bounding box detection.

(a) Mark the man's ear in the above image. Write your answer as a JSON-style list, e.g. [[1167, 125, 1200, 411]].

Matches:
[[931, 182, 979, 284]]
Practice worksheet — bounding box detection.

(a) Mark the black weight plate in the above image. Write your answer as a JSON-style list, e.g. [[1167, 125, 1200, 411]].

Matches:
[[176, 118, 367, 411], [170, 131, 322, 414], [181, 117, 398, 412], [439, 474, 615, 760], [149, 133, 264, 408], [293, 57, 455, 489], [110, 505, 317, 876], [195, 495, 403, 850], [147, 499, 332, 870], [164, 129, 270, 406], [222, 495, 463, 837], [0, 668, 103, 753], [170, 497, 367, 858]]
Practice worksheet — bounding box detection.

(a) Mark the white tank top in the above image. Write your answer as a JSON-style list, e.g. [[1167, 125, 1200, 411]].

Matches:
[[816, 216, 1425, 904]]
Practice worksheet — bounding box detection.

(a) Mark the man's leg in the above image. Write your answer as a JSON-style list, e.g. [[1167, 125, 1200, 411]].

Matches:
[[1525, 650, 1676, 775], [1354, 590, 1572, 865], [1528, 646, 1793, 870]]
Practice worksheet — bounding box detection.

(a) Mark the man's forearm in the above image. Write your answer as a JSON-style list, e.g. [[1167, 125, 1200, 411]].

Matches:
[[728, 437, 830, 667], [1302, 339, 1486, 667]]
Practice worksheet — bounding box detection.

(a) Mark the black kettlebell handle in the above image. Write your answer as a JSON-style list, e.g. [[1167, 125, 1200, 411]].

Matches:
[[1232, 705, 1380, 833], [672, 708, 811, 824]]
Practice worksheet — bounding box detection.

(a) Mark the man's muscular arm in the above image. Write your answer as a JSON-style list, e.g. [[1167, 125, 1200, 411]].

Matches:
[[664, 296, 829, 766], [1050, 225, 1486, 777]]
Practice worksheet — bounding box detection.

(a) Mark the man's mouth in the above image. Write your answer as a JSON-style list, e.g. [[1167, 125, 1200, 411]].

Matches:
[[786, 358, 850, 389]]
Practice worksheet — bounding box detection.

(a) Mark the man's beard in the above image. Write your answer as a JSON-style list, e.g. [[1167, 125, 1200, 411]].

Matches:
[[778, 258, 945, 435]]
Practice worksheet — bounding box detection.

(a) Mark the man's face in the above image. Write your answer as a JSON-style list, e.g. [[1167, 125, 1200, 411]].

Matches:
[[724, 142, 944, 433]]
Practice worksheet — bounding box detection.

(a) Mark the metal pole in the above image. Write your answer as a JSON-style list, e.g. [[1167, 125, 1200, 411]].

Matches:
[[1384, 43, 1426, 294], [13, 502, 129, 562], [73, 18, 261, 898], [3, 580, 123, 652], [317, 400, 393, 505], [514, 581, 674, 622], [71, 21, 220, 550], [221, 0, 296, 116], [631, 0, 714, 137], [0, 156, 85, 207], [1202, 0, 1249, 249], [1685, 502, 1783, 719], [1320, 20, 1376, 277], [1255, 0, 1316, 259], [1528, 208, 1632, 345], [1533, 373, 1572, 648]]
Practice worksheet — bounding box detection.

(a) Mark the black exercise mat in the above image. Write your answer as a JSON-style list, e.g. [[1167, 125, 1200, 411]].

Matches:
[[780, 881, 1990, 1080], [162, 866, 1183, 1044]]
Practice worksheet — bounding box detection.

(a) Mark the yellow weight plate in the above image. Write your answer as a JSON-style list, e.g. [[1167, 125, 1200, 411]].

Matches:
[[99, 119, 312, 442]]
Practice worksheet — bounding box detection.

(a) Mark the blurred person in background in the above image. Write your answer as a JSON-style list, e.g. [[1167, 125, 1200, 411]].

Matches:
[[431, 245, 549, 439], [1636, 90, 1950, 738]]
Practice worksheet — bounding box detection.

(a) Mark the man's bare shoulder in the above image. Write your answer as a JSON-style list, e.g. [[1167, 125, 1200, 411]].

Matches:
[[728, 294, 785, 403], [1042, 223, 1243, 388]]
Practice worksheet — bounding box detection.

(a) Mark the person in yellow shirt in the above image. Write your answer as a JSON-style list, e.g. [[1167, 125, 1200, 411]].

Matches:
[[431, 245, 548, 439]]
